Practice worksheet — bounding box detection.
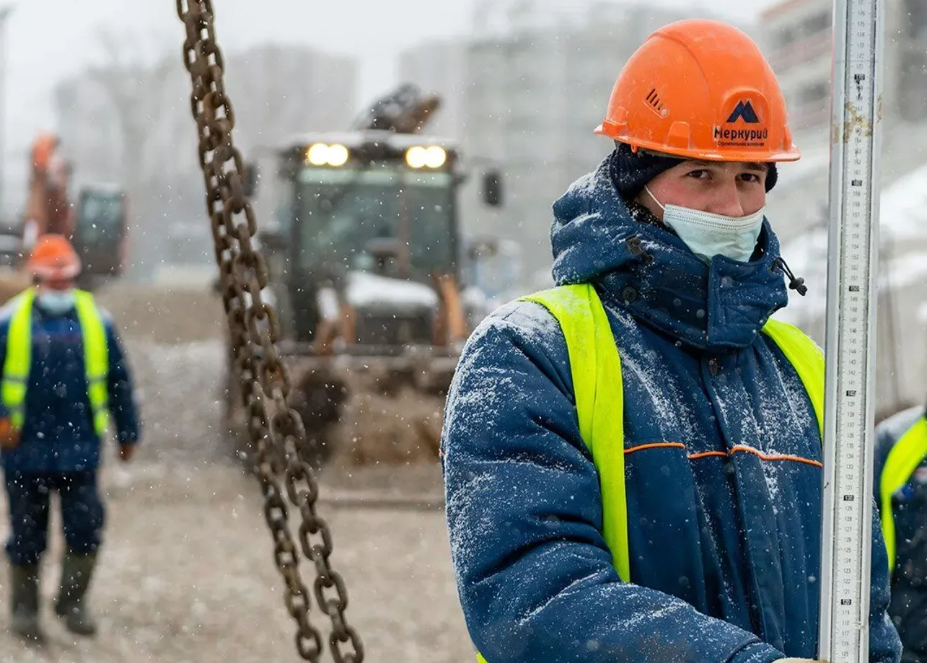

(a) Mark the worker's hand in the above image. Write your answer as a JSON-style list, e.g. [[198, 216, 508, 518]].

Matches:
[[0, 418, 19, 450], [118, 444, 136, 463]]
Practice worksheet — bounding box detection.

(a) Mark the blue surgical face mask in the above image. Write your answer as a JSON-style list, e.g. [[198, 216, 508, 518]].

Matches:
[[644, 186, 765, 263], [36, 289, 76, 316]]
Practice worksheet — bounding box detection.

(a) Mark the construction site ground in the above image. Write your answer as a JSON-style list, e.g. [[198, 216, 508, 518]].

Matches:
[[0, 281, 466, 663]]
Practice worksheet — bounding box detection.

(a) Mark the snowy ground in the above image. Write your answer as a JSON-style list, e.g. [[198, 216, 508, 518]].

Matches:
[[0, 283, 468, 663]]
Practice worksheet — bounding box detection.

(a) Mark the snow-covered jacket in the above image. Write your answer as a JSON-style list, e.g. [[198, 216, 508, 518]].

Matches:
[[441, 156, 901, 663]]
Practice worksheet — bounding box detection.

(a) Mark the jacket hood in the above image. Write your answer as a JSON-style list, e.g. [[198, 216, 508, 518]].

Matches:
[[550, 156, 790, 350]]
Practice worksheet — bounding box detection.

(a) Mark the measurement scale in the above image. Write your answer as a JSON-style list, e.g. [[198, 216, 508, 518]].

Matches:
[[818, 0, 884, 662]]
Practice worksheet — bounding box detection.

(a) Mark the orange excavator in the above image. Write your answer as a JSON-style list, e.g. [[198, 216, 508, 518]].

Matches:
[[21, 132, 73, 248], [0, 133, 129, 296], [0, 133, 67, 302]]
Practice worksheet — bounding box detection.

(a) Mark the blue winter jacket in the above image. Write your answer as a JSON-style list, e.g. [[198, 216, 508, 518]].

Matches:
[[441, 157, 901, 663], [0, 297, 141, 473]]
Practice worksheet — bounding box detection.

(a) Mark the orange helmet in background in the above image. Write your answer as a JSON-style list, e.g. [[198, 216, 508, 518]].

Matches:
[[26, 234, 81, 281], [595, 19, 800, 163]]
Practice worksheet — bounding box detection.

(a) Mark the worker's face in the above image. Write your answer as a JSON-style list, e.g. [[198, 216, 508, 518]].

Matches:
[[637, 159, 768, 219]]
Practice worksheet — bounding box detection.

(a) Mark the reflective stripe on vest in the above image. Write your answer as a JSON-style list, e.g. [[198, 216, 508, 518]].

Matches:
[[0, 287, 109, 436], [879, 416, 927, 575], [474, 283, 824, 663]]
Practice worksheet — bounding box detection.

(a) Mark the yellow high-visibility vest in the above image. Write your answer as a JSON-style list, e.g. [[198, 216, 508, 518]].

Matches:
[[0, 287, 109, 436], [879, 416, 927, 574], [475, 283, 824, 663]]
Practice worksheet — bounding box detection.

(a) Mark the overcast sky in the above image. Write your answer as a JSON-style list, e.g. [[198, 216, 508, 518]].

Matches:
[[0, 0, 779, 192]]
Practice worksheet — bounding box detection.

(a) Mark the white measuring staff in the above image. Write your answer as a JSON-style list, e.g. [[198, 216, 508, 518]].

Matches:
[[818, 0, 885, 661]]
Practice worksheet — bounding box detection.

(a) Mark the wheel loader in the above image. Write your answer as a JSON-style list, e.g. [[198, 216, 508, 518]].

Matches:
[[223, 84, 504, 468]]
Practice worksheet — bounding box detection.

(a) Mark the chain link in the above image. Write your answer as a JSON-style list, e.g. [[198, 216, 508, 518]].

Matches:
[[175, 2, 363, 661]]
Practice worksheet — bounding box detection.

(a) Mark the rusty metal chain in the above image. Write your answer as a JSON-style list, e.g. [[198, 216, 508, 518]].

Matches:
[[175, 2, 363, 661]]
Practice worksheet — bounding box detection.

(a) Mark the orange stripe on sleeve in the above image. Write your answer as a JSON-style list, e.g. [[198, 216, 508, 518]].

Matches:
[[687, 451, 727, 460], [619, 441, 822, 468], [624, 442, 686, 455], [730, 445, 823, 468]]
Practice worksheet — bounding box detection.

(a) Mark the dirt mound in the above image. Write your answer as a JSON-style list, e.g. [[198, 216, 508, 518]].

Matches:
[[93, 283, 225, 344]]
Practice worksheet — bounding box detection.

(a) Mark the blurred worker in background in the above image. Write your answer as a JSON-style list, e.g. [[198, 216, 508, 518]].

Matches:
[[441, 18, 901, 663], [876, 401, 927, 662], [0, 234, 140, 642]]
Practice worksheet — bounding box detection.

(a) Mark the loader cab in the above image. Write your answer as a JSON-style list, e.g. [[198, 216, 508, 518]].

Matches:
[[261, 131, 479, 344], [284, 132, 462, 278], [72, 183, 127, 280]]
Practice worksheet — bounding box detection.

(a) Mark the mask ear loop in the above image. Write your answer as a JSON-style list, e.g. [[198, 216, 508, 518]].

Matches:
[[643, 185, 666, 212]]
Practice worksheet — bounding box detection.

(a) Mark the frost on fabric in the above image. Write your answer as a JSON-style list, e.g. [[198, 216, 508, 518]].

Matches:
[[443, 301, 579, 584], [444, 310, 518, 428], [747, 363, 811, 458], [443, 306, 540, 570], [602, 302, 701, 442], [444, 300, 572, 458], [446, 470, 496, 570], [563, 170, 600, 200], [448, 348, 512, 424], [769, 356, 817, 449], [551, 167, 632, 287], [552, 214, 621, 285], [762, 463, 783, 516]]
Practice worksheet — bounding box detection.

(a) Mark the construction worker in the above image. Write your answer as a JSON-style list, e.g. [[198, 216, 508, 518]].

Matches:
[[875, 402, 927, 662], [441, 19, 901, 663], [0, 234, 140, 642]]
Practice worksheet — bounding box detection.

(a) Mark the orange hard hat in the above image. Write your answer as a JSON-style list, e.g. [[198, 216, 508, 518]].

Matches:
[[26, 233, 81, 280], [595, 19, 800, 163]]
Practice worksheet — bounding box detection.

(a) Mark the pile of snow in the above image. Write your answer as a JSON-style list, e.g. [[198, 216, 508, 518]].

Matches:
[[879, 163, 927, 241], [344, 270, 439, 309]]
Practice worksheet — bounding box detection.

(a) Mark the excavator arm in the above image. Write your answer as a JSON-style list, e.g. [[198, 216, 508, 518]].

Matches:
[[350, 83, 442, 134]]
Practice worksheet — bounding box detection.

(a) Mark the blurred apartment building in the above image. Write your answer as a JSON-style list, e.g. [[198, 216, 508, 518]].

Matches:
[[765, 0, 927, 137], [760, 0, 927, 241]]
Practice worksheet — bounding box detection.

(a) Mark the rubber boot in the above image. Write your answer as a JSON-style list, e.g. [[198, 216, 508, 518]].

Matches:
[[10, 563, 45, 643], [54, 549, 97, 636]]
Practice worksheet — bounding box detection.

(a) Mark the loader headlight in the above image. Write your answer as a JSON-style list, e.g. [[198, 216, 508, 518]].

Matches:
[[306, 143, 350, 167], [406, 146, 428, 169], [327, 144, 349, 167], [424, 146, 447, 168], [406, 145, 447, 169]]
